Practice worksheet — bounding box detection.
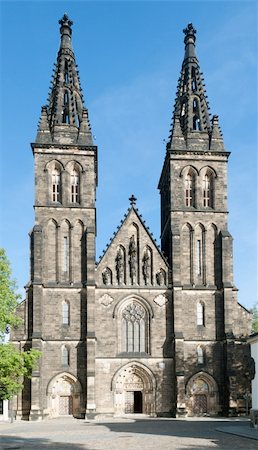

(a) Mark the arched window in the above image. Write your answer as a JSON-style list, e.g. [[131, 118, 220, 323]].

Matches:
[[197, 302, 205, 326], [203, 173, 213, 207], [71, 169, 79, 203], [193, 115, 201, 131], [61, 345, 70, 366], [197, 346, 204, 365], [185, 172, 194, 207], [62, 301, 70, 325], [121, 303, 148, 353], [52, 168, 60, 202]]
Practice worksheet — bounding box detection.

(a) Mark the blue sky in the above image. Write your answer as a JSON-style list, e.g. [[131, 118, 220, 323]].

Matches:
[[0, 1, 257, 309]]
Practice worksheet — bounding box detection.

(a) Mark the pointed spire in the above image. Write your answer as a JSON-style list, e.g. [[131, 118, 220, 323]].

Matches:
[[35, 15, 93, 146], [168, 24, 212, 151]]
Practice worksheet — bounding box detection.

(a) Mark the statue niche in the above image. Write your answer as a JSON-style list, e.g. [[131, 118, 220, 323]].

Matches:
[[142, 248, 151, 285], [102, 267, 112, 285], [115, 247, 125, 285], [129, 235, 137, 284]]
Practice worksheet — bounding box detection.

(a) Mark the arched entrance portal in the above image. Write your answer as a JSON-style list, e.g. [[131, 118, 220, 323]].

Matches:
[[186, 372, 219, 416], [112, 363, 156, 416], [47, 373, 83, 418]]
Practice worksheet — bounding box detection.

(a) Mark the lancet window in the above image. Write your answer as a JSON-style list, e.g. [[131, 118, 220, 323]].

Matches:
[[52, 168, 60, 202], [197, 302, 205, 326], [62, 301, 70, 325], [203, 173, 213, 207], [71, 169, 79, 203], [185, 172, 194, 207], [197, 346, 204, 365], [121, 303, 148, 353]]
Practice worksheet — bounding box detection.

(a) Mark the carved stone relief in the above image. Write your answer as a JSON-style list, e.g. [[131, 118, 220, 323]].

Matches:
[[99, 293, 114, 307], [153, 294, 168, 307]]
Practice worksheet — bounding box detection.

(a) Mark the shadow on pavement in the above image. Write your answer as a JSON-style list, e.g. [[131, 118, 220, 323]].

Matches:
[[0, 435, 88, 450], [88, 418, 248, 437]]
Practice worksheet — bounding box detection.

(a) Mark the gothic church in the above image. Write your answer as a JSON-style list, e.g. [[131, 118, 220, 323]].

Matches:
[[12, 15, 251, 420]]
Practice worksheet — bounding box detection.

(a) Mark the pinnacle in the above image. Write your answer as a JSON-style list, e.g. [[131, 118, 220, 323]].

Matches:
[[168, 24, 213, 151], [35, 16, 93, 146]]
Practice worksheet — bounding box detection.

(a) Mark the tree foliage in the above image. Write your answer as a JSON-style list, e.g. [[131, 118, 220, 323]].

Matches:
[[0, 248, 21, 337], [0, 344, 41, 400], [0, 248, 41, 400], [251, 302, 258, 333]]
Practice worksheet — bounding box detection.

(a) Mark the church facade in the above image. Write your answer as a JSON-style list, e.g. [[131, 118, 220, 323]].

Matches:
[[12, 16, 252, 420]]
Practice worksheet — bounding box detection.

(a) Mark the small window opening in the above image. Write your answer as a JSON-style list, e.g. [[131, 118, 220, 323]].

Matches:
[[62, 301, 70, 325], [197, 346, 204, 365], [62, 110, 70, 124], [64, 92, 69, 104], [52, 168, 60, 202], [193, 99, 198, 112], [181, 103, 186, 117], [197, 302, 205, 326], [193, 115, 201, 131], [71, 170, 79, 203], [203, 174, 212, 207], [185, 172, 193, 207]]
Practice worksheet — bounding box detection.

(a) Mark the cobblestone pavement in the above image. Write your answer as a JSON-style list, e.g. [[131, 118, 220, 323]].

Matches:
[[0, 417, 257, 450]]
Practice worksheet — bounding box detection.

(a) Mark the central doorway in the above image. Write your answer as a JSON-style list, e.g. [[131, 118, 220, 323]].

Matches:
[[125, 391, 143, 413], [134, 391, 143, 413], [112, 362, 156, 416]]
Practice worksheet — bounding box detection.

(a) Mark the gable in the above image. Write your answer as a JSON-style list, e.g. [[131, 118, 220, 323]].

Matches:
[[96, 208, 169, 288]]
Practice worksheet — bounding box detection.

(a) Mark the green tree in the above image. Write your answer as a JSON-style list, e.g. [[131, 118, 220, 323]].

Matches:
[[251, 302, 258, 333], [0, 248, 41, 400]]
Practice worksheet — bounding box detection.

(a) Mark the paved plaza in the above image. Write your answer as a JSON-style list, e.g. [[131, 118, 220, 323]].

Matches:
[[0, 417, 258, 450]]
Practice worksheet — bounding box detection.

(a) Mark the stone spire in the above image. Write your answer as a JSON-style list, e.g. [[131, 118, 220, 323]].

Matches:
[[35, 14, 93, 145], [168, 24, 213, 151]]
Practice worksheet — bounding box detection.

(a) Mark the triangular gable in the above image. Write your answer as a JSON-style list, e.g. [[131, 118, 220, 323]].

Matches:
[[96, 207, 169, 288]]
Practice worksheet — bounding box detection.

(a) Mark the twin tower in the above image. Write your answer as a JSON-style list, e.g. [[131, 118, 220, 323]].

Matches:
[[13, 15, 251, 420]]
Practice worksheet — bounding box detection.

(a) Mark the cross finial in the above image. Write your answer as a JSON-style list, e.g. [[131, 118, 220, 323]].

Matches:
[[183, 23, 196, 37], [183, 23, 196, 46], [129, 194, 137, 206], [59, 14, 73, 35]]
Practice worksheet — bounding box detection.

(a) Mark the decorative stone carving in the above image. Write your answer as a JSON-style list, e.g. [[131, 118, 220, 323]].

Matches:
[[129, 235, 137, 284], [115, 247, 124, 284], [153, 294, 168, 307], [99, 293, 114, 307], [122, 303, 145, 322], [124, 374, 144, 390]]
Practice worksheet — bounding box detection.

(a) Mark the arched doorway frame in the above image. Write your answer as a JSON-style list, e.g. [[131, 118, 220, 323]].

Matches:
[[185, 371, 219, 416], [46, 372, 83, 418], [111, 362, 156, 416]]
